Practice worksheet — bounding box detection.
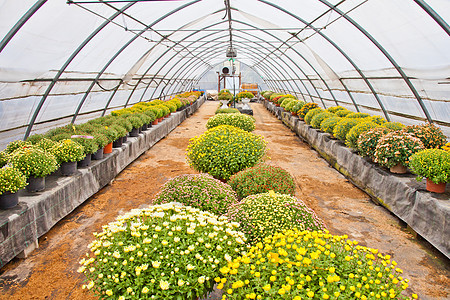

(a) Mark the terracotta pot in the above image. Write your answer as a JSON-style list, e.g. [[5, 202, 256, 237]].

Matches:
[[103, 142, 113, 154], [291, 112, 297, 116], [389, 163, 407, 174], [426, 179, 446, 193], [152, 119, 158, 125], [158, 117, 163, 122]]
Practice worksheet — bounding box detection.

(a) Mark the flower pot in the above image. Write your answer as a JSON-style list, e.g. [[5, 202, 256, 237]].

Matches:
[[129, 128, 139, 137], [147, 123, 152, 128], [138, 127, 142, 133], [103, 142, 113, 154], [142, 124, 148, 131], [291, 112, 297, 116], [389, 163, 407, 174], [77, 154, 91, 168], [113, 137, 123, 148], [60, 161, 77, 176], [122, 135, 128, 143], [152, 119, 158, 125], [0, 191, 19, 209], [26, 176, 45, 193], [92, 148, 104, 160], [158, 117, 163, 122], [426, 179, 446, 193]]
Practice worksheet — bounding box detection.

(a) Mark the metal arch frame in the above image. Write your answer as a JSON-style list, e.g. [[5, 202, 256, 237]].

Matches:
[[24, 2, 136, 139], [316, 0, 433, 122], [144, 26, 324, 105], [143, 31, 312, 104], [413, 0, 450, 36], [0, 0, 47, 53], [259, 0, 391, 120], [165, 45, 297, 99], [127, 26, 306, 106], [71, 0, 203, 123]]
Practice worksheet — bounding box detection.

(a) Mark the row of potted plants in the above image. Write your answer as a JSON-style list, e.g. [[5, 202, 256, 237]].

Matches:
[[0, 92, 202, 209], [262, 92, 449, 193]]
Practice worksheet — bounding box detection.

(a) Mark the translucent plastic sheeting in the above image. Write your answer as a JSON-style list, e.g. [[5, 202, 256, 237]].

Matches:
[[0, 0, 449, 149]]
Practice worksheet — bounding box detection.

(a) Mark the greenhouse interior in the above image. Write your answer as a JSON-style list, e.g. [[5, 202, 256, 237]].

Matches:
[[0, 0, 449, 299]]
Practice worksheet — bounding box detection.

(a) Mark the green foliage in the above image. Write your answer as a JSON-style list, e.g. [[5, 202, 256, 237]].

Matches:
[[320, 116, 342, 135], [153, 174, 238, 215], [345, 121, 379, 149], [186, 125, 267, 181], [228, 164, 295, 199], [236, 91, 254, 101], [9, 146, 58, 178], [0, 151, 9, 168], [127, 116, 145, 129], [0, 166, 27, 194], [143, 110, 157, 122], [284, 100, 299, 112], [79, 204, 247, 300], [93, 134, 109, 149], [36, 138, 57, 152], [368, 115, 387, 125], [298, 102, 319, 119], [26, 134, 45, 144], [335, 109, 352, 117], [326, 106, 347, 113], [304, 108, 324, 125], [51, 139, 85, 163], [357, 127, 392, 158], [333, 118, 361, 141], [374, 132, 424, 168], [71, 137, 98, 155], [409, 149, 450, 184], [401, 123, 446, 149], [215, 108, 240, 114], [5, 140, 32, 154], [346, 112, 371, 119], [291, 101, 305, 113], [310, 112, 335, 129], [226, 191, 325, 244], [206, 113, 255, 132]]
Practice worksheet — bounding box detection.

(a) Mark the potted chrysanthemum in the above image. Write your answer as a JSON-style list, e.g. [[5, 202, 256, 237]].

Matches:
[[9, 146, 58, 192], [0, 166, 27, 209], [51, 139, 85, 176], [409, 149, 449, 193]]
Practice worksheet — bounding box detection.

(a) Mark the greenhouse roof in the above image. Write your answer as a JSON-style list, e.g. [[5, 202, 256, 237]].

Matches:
[[0, 0, 449, 147]]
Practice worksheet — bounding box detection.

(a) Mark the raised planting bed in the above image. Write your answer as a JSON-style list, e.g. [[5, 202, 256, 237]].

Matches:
[[0, 97, 205, 267], [264, 100, 450, 259]]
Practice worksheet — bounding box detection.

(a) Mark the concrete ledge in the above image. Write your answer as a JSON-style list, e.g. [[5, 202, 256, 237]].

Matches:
[[0, 97, 205, 267], [264, 100, 450, 259]]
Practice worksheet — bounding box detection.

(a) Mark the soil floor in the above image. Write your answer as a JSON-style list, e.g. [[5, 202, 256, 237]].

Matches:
[[0, 101, 448, 299]]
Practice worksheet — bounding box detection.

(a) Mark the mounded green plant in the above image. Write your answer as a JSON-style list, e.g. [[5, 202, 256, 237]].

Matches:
[[109, 124, 128, 138], [50, 133, 72, 142], [5, 140, 32, 154], [383, 122, 404, 131], [236, 91, 254, 101], [0, 166, 27, 195], [346, 112, 371, 119], [320, 116, 342, 135], [228, 164, 295, 199], [36, 138, 57, 152], [335, 109, 352, 117], [134, 113, 152, 125], [78, 203, 247, 300], [9, 146, 58, 178], [304, 108, 325, 124], [206, 113, 255, 132], [92, 126, 119, 143], [71, 137, 98, 155], [219, 229, 416, 300], [153, 174, 238, 215], [226, 191, 325, 244], [310, 111, 334, 129], [92, 133, 109, 149], [326, 106, 347, 113], [401, 123, 446, 149], [0, 151, 9, 168], [298, 102, 319, 119], [368, 115, 387, 125], [409, 149, 450, 184], [215, 108, 240, 114], [374, 131, 424, 168], [143, 110, 157, 123], [333, 118, 362, 141], [26, 134, 45, 144], [291, 101, 305, 114], [345, 121, 379, 149], [186, 125, 267, 181], [284, 100, 299, 113], [51, 139, 85, 164], [114, 117, 133, 132], [126, 116, 144, 129]]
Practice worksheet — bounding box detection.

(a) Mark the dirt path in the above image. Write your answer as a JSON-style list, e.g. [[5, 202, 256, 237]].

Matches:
[[0, 101, 448, 299]]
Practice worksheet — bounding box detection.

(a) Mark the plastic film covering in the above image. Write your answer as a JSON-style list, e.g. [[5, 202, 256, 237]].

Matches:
[[0, 0, 449, 149]]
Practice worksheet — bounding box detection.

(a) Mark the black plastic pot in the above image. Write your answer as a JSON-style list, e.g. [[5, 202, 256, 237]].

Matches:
[[26, 176, 45, 192]]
